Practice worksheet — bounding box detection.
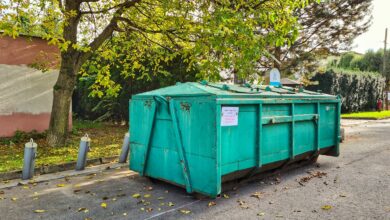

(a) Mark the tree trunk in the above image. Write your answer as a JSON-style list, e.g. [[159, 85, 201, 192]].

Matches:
[[46, 55, 78, 147]]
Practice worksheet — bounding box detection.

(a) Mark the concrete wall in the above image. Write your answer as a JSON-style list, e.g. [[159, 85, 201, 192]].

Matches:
[[0, 36, 70, 137]]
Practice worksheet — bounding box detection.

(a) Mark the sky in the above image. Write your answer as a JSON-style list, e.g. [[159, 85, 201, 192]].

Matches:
[[353, 0, 390, 53]]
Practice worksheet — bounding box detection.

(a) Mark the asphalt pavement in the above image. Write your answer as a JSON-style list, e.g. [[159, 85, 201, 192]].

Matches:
[[0, 119, 389, 220]]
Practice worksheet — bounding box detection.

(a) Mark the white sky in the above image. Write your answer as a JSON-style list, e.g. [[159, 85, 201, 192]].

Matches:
[[353, 0, 390, 53]]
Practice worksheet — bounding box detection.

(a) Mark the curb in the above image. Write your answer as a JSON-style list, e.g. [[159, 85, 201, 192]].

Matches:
[[0, 162, 132, 190], [0, 156, 120, 181]]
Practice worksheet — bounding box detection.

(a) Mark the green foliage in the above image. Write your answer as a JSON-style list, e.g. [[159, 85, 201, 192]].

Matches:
[[338, 52, 358, 70], [267, 0, 372, 77], [1, 0, 310, 95], [307, 69, 386, 113], [0, 130, 46, 145], [0, 121, 126, 173], [341, 111, 390, 119], [330, 49, 390, 79], [74, 50, 198, 121]]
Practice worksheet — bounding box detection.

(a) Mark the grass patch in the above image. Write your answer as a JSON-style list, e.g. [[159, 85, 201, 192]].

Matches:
[[341, 110, 390, 119], [0, 120, 127, 173]]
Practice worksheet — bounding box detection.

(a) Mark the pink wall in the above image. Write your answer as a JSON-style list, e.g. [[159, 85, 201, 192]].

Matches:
[[0, 35, 71, 137], [0, 112, 72, 137]]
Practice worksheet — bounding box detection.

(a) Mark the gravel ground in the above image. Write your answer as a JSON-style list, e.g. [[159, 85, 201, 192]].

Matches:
[[0, 119, 389, 220]]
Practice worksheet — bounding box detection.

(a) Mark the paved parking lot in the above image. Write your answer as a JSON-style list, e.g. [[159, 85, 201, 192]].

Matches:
[[1, 119, 389, 220]]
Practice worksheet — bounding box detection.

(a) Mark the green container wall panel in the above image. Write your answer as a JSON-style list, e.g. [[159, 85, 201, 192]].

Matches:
[[129, 82, 341, 197]]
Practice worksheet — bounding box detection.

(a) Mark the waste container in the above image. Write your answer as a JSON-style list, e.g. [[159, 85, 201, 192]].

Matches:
[[129, 82, 341, 197]]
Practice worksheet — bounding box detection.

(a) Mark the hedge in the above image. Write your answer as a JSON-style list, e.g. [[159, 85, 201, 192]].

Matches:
[[306, 68, 386, 113]]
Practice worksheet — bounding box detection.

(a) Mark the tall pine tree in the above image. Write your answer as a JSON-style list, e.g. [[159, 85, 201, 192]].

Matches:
[[263, 0, 373, 77]]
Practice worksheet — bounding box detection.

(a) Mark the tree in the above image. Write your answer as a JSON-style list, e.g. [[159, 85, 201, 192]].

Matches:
[[1, 0, 309, 146], [261, 0, 372, 76]]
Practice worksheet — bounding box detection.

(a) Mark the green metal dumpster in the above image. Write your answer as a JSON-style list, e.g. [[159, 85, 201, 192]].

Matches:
[[129, 82, 341, 198]]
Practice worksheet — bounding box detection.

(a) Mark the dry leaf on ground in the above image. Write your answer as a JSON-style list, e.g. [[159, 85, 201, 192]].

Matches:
[[250, 192, 264, 199], [321, 205, 332, 210], [208, 201, 216, 207], [101, 203, 107, 208], [132, 193, 141, 198], [180, 209, 191, 214], [34, 210, 46, 213]]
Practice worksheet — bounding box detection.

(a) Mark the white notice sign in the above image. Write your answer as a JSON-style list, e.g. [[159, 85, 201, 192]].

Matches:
[[221, 107, 239, 126]]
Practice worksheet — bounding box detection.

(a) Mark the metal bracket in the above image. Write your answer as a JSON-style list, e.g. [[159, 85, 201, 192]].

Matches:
[[169, 99, 193, 193], [140, 100, 157, 176]]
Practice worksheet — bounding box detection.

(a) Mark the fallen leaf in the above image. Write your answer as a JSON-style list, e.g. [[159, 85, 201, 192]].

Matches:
[[73, 189, 82, 194], [0, 197, 5, 200], [145, 207, 153, 212], [132, 193, 141, 198], [168, 202, 175, 207], [78, 207, 88, 212], [57, 184, 66, 188], [179, 209, 191, 214], [33, 197, 39, 200], [34, 210, 46, 213], [223, 194, 230, 199], [237, 200, 249, 209], [157, 197, 164, 200], [159, 202, 165, 206], [257, 212, 265, 216], [158, 208, 162, 211], [112, 198, 117, 201], [23, 186, 30, 189], [140, 207, 145, 211], [321, 205, 332, 210], [143, 201, 151, 206], [123, 213, 127, 216], [250, 192, 263, 199], [0, 191, 4, 194], [144, 194, 151, 198], [101, 203, 107, 208], [146, 186, 153, 191], [208, 201, 216, 207], [11, 197, 17, 201]]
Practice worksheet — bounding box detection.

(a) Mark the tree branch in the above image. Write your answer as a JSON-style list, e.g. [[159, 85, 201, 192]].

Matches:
[[76, 0, 142, 67]]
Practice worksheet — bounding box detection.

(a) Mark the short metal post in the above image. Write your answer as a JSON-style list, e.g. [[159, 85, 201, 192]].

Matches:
[[76, 134, 90, 171], [22, 139, 37, 180], [119, 132, 130, 163]]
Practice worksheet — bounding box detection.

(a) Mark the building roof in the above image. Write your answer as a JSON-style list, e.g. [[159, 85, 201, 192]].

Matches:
[[280, 78, 301, 85]]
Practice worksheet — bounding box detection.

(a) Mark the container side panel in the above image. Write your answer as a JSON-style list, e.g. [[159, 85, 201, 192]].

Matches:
[[176, 99, 216, 158], [294, 103, 316, 155], [262, 104, 291, 164], [129, 99, 156, 172], [220, 105, 257, 175], [174, 98, 219, 196], [319, 103, 337, 148], [294, 121, 316, 155], [262, 123, 291, 164], [294, 103, 316, 114]]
